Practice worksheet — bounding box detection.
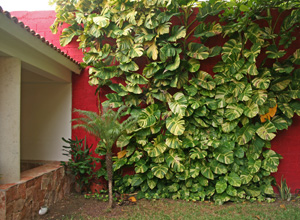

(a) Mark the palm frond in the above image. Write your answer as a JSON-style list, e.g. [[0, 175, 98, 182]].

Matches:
[[72, 106, 137, 150]]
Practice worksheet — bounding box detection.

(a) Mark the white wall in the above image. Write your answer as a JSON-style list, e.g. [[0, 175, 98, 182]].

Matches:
[[21, 81, 72, 161]]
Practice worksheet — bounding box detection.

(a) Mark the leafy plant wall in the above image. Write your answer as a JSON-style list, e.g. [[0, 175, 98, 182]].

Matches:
[[52, 0, 300, 204]]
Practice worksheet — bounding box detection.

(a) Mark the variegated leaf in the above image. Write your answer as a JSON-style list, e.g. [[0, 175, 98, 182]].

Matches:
[[221, 39, 242, 63], [152, 164, 169, 179], [166, 115, 185, 136], [256, 121, 277, 141], [168, 92, 188, 116]]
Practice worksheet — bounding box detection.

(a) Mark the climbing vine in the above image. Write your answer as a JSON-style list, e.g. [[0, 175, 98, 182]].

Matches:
[[51, 0, 300, 204]]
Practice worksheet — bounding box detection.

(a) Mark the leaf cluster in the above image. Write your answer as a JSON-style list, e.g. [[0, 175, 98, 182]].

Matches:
[[53, 0, 300, 204]]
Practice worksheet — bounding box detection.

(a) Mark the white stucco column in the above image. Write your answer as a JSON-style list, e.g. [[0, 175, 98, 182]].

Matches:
[[0, 57, 21, 184]]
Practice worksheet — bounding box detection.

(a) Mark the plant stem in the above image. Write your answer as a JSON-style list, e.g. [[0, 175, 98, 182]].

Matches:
[[106, 149, 114, 208]]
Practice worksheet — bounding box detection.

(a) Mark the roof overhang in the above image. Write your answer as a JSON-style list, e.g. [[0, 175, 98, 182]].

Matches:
[[0, 11, 81, 83]]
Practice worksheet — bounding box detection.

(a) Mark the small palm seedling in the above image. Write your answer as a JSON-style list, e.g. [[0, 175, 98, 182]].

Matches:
[[277, 176, 292, 201], [72, 106, 137, 208]]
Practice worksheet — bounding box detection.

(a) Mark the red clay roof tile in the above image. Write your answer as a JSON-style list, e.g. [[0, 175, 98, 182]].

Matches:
[[0, 6, 80, 66]]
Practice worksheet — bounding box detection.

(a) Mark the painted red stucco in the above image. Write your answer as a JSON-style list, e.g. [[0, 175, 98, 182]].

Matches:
[[10, 10, 300, 192]]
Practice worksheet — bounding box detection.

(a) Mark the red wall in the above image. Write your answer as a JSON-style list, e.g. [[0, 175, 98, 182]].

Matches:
[[11, 10, 300, 193]]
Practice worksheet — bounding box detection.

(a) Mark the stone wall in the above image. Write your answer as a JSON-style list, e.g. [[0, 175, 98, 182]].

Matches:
[[0, 162, 74, 220]]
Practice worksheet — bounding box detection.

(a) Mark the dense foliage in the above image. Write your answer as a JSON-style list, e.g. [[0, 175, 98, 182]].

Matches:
[[52, 0, 300, 204], [61, 137, 96, 190]]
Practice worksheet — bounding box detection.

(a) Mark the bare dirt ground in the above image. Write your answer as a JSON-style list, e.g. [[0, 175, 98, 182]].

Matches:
[[36, 193, 130, 219]]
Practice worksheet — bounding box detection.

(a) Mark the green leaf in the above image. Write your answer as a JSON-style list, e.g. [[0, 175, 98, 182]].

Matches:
[[201, 166, 214, 180], [244, 101, 259, 118], [152, 154, 164, 164], [147, 178, 157, 190], [262, 150, 280, 172], [216, 180, 227, 194], [166, 53, 181, 71], [245, 187, 261, 197], [214, 193, 231, 205], [187, 58, 200, 72], [168, 92, 188, 116], [159, 43, 178, 62], [144, 136, 167, 157], [89, 66, 122, 80], [256, 121, 276, 141], [109, 84, 128, 96], [190, 165, 200, 178], [273, 62, 294, 74], [146, 40, 158, 60], [252, 90, 268, 105], [157, 22, 171, 35], [143, 62, 161, 78], [239, 4, 250, 12], [209, 46, 222, 57], [243, 43, 261, 63], [126, 84, 142, 94], [165, 150, 185, 172], [113, 158, 127, 171], [230, 58, 245, 74], [184, 85, 198, 97], [170, 72, 189, 89], [187, 43, 210, 60], [190, 148, 207, 160], [247, 63, 259, 76], [240, 172, 253, 185], [103, 93, 123, 108], [222, 120, 239, 133], [248, 158, 261, 174], [221, 39, 242, 63], [166, 115, 185, 136], [60, 27, 77, 46], [271, 116, 289, 130], [238, 84, 253, 101], [135, 161, 148, 174], [278, 103, 294, 118], [225, 104, 244, 121], [234, 147, 245, 158], [228, 172, 241, 187], [152, 164, 169, 179], [205, 98, 219, 110], [131, 174, 145, 186], [128, 151, 143, 164], [93, 16, 110, 28], [168, 183, 180, 192], [266, 45, 286, 59], [194, 71, 216, 90], [127, 73, 148, 85], [252, 77, 270, 90], [138, 104, 161, 128], [210, 160, 228, 174], [262, 184, 274, 195], [120, 61, 139, 72], [165, 135, 182, 149], [116, 134, 132, 148], [270, 77, 291, 91], [226, 185, 237, 197], [214, 147, 234, 165], [194, 22, 222, 39], [126, 145, 135, 157], [236, 124, 256, 145], [291, 49, 300, 65], [168, 25, 186, 42]]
